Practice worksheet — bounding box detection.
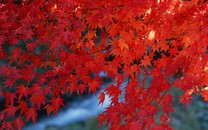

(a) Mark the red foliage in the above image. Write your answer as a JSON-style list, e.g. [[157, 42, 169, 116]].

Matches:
[[0, 0, 208, 129]]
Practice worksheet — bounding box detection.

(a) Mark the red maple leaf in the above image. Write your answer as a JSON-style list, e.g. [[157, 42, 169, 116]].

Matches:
[[98, 92, 105, 105], [51, 97, 64, 114], [16, 84, 30, 100], [13, 117, 25, 130], [180, 89, 193, 106], [31, 93, 46, 109], [25, 108, 37, 123], [200, 88, 208, 101], [88, 80, 100, 94], [44, 104, 53, 116], [3, 105, 16, 119], [1, 121, 13, 130], [17, 100, 28, 115], [141, 56, 152, 67], [3, 91, 16, 106]]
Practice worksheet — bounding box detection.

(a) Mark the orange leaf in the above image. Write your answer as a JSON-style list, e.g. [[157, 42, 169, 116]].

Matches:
[[119, 39, 129, 50], [44, 104, 53, 116]]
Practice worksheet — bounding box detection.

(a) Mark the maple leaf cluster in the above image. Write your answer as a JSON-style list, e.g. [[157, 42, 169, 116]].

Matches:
[[0, 0, 207, 129]]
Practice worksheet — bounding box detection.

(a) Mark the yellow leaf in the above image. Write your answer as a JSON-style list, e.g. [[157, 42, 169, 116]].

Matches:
[[148, 30, 155, 41]]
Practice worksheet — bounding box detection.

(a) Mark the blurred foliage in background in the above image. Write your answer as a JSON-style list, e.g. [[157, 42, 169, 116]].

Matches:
[[171, 87, 208, 130]]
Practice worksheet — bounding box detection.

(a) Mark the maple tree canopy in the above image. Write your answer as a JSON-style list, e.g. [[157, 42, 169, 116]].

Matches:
[[0, 0, 208, 129]]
